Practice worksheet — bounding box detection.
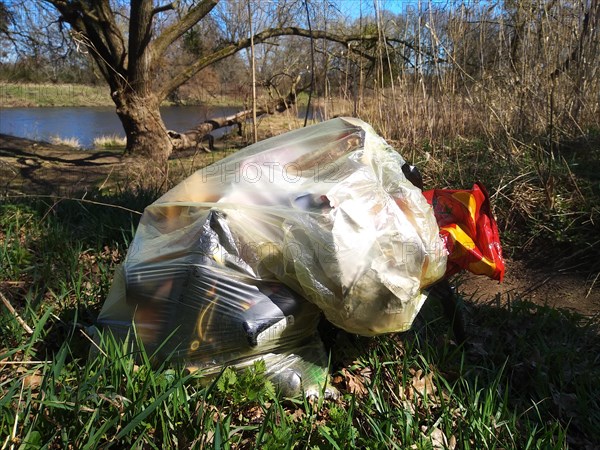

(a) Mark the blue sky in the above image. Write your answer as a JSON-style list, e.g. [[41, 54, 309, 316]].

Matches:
[[335, 0, 451, 18]]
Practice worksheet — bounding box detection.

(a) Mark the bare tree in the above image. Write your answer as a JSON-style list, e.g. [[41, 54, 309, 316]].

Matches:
[[34, 0, 401, 165]]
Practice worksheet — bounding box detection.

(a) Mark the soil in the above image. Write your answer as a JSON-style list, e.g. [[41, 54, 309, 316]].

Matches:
[[0, 133, 125, 194], [1, 133, 598, 316], [458, 259, 599, 316]]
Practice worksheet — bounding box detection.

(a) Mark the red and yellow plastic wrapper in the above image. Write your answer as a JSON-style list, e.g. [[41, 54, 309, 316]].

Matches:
[[423, 182, 505, 281]]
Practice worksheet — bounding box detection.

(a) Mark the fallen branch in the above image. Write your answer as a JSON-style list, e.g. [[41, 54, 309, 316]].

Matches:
[[168, 76, 305, 152], [0, 291, 33, 335]]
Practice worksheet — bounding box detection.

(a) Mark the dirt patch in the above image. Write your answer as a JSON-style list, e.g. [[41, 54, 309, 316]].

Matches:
[[459, 258, 600, 316], [0, 134, 125, 194], [0, 133, 238, 195]]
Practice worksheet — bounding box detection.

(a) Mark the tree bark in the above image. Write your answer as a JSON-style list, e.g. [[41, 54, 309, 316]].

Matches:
[[113, 91, 172, 163]]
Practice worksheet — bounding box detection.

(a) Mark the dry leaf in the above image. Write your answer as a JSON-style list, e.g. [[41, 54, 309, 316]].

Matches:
[[289, 408, 305, 422], [360, 366, 372, 384], [342, 368, 367, 396], [411, 369, 436, 397], [244, 405, 265, 424], [23, 373, 43, 389], [17, 366, 43, 389], [448, 434, 457, 449], [332, 374, 344, 385], [430, 427, 446, 449], [426, 426, 455, 450]]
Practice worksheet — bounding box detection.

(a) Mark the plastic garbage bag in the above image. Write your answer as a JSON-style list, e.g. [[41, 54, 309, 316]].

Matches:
[[97, 117, 456, 395]]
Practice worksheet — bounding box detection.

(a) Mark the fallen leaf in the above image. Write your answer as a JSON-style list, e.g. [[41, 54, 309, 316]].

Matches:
[[426, 426, 454, 450], [448, 434, 457, 450], [411, 369, 437, 397], [342, 368, 367, 396], [23, 373, 43, 389], [332, 374, 344, 386], [244, 405, 264, 424], [360, 366, 372, 384], [289, 408, 305, 422]]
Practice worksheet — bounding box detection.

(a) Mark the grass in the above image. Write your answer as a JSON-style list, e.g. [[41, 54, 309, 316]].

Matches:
[[92, 134, 127, 149], [1, 188, 599, 448], [49, 136, 82, 148], [2, 0, 599, 443], [0, 83, 112, 108], [0, 82, 249, 108]]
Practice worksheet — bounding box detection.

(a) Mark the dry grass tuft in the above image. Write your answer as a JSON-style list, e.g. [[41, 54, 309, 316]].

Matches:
[[49, 135, 82, 148], [93, 134, 126, 148]]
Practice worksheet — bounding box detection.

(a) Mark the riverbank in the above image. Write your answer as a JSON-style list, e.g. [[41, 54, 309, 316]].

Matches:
[[0, 83, 113, 107], [2, 127, 599, 313], [0, 82, 251, 108]]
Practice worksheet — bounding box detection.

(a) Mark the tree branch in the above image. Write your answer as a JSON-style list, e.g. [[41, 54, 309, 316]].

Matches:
[[152, 2, 177, 17], [550, 1, 597, 80], [152, 0, 218, 58], [158, 26, 417, 101], [44, 0, 127, 81]]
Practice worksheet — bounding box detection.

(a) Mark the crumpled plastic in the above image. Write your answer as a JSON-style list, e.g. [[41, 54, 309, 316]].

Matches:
[[98, 117, 451, 395], [423, 182, 505, 281], [98, 117, 511, 396]]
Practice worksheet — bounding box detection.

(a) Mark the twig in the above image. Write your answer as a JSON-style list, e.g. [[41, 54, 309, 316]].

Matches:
[[586, 272, 599, 299], [0, 281, 26, 287], [8, 380, 24, 450], [521, 275, 553, 298], [0, 361, 52, 365], [46, 312, 108, 358], [491, 171, 534, 200], [2, 193, 142, 216], [552, 238, 600, 267], [0, 291, 33, 335], [80, 328, 108, 358], [98, 164, 116, 191]]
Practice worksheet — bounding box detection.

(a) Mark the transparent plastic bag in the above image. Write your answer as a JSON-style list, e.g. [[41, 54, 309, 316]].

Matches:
[[98, 117, 448, 394]]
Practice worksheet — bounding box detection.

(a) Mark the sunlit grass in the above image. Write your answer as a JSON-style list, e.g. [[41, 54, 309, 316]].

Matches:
[[93, 134, 126, 149], [49, 135, 82, 148], [1, 191, 598, 448], [0, 83, 112, 107]]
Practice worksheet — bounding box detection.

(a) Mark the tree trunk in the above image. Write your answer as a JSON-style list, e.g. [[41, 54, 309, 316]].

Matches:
[[114, 92, 173, 164]]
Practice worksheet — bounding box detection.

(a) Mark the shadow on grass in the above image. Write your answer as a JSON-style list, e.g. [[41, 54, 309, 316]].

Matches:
[[412, 295, 600, 448], [0, 188, 159, 354]]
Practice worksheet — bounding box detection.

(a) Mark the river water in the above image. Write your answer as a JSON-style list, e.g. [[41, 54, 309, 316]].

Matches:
[[0, 105, 242, 148]]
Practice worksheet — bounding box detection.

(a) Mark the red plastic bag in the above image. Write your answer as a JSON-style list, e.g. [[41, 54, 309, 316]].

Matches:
[[423, 182, 505, 281]]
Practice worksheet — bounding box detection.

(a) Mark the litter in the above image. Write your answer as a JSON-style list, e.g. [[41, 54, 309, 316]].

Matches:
[[98, 117, 504, 397]]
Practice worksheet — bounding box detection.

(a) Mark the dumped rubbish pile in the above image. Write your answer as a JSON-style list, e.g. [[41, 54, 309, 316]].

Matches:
[[98, 118, 504, 397]]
